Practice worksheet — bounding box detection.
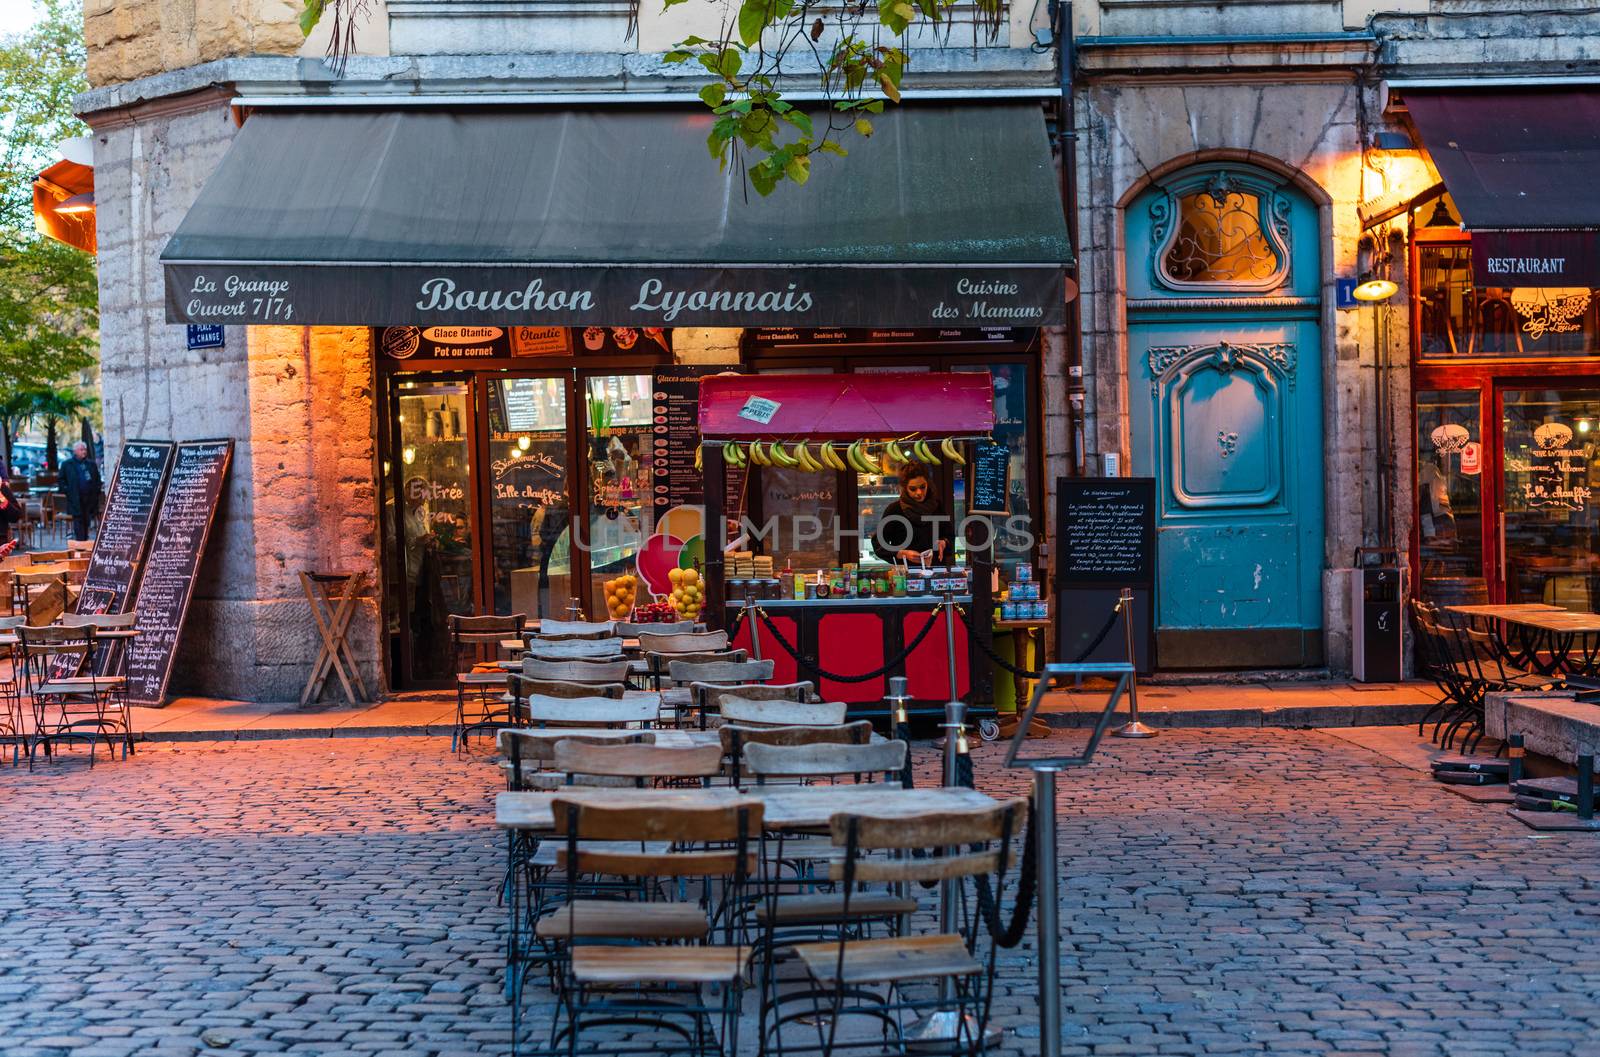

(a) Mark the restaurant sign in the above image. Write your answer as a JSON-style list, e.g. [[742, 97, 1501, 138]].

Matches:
[[1471, 230, 1600, 287], [163, 264, 1068, 328]]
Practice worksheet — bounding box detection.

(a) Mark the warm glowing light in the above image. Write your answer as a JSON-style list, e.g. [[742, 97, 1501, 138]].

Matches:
[[518, 436, 531, 450], [1580, 420, 1592, 434], [402, 446, 416, 465], [54, 192, 94, 215], [1353, 278, 1399, 302]]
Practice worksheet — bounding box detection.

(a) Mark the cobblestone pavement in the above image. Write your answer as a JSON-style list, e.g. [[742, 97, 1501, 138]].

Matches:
[[1, 730, 1597, 1056]]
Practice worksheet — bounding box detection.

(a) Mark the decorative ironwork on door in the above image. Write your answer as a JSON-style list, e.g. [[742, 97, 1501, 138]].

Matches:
[[1148, 168, 1292, 293]]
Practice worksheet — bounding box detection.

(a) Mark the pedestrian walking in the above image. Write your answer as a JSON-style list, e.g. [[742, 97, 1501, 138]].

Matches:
[[58, 441, 102, 542], [0, 470, 21, 546]]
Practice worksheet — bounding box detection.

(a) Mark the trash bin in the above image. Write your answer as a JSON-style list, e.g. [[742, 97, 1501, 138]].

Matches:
[[1351, 548, 1402, 683]]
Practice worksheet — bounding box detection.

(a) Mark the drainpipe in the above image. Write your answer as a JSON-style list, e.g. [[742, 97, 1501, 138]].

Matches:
[[1057, 2, 1084, 477]]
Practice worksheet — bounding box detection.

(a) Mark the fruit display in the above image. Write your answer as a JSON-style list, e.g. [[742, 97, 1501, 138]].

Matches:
[[704, 436, 982, 474], [631, 600, 680, 623], [602, 574, 637, 619], [667, 566, 703, 621]]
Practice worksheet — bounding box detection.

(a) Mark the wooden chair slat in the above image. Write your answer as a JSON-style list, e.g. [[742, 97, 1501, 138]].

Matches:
[[743, 739, 907, 778], [720, 697, 848, 727], [552, 740, 724, 779]]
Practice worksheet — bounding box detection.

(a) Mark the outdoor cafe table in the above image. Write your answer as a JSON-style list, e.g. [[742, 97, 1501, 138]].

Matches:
[[495, 783, 997, 833], [0, 627, 139, 647], [1446, 603, 1600, 676]]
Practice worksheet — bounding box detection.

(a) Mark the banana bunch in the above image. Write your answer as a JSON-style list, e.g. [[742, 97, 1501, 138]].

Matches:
[[710, 436, 968, 472]]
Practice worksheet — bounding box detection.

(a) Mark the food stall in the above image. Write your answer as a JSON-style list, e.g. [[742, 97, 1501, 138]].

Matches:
[[698, 372, 1006, 725]]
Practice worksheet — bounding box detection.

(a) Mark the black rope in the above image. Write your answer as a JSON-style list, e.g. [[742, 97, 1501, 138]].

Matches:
[[973, 798, 1039, 949], [754, 604, 945, 683], [961, 600, 1124, 678]]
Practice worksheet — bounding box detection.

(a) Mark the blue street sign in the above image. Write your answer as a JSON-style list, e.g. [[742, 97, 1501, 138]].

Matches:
[[1335, 278, 1359, 310], [186, 324, 225, 350]]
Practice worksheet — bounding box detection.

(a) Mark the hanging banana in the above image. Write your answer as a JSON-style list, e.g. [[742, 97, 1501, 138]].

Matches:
[[913, 439, 940, 466], [694, 443, 703, 473], [846, 441, 875, 475], [885, 439, 910, 465], [768, 442, 798, 468], [940, 436, 966, 466], [820, 442, 847, 471], [748, 441, 770, 467], [723, 441, 745, 468], [793, 443, 821, 473]]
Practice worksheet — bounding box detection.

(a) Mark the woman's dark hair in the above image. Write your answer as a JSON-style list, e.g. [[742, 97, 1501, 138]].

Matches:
[[898, 461, 933, 502]]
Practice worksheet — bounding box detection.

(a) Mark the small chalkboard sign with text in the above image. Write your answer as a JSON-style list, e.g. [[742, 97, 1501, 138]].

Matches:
[[969, 441, 1011, 516], [1055, 476, 1157, 673], [80, 440, 176, 614], [125, 440, 233, 707]]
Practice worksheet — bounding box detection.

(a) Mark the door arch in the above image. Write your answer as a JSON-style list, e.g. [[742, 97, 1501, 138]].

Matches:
[[1124, 162, 1325, 668]]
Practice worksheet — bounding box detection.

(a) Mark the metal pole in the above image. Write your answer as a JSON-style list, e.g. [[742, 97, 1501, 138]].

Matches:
[[1579, 754, 1594, 821], [1034, 766, 1062, 1057], [942, 591, 965, 786], [1113, 587, 1157, 739], [744, 594, 762, 662]]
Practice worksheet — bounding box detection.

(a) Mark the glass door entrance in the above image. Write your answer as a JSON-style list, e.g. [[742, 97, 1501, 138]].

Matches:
[[1500, 387, 1600, 610], [485, 376, 572, 622], [392, 379, 477, 683]]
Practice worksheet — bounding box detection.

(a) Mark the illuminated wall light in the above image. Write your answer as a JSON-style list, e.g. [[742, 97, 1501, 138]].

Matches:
[[54, 192, 94, 215], [518, 436, 531, 451], [402, 446, 416, 465], [1580, 420, 1592, 434], [1353, 277, 1399, 302]]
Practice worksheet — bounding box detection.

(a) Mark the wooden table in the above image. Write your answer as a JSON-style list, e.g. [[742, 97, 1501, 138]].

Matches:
[[496, 783, 998, 833], [1447, 604, 1600, 675]]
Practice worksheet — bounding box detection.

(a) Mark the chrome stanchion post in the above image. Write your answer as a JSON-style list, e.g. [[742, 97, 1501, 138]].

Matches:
[[744, 594, 762, 662], [1033, 763, 1062, 1054], [913, 593, 986, 1047], [566, 595, 584, 620], [1004, 651, 1133, 1057], [1112, 587, 1157, 739]]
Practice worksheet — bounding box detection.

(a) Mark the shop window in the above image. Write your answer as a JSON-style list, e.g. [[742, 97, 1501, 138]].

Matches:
[[583, 374, 656, 617], [1415, 390, 1484, 606], [1152, 169, 1290, 291], [1501, 389, 1600, 610], [1417, 244, 1599, 358], [486, 377, 570, 621], [952, 362, 1033, 568]]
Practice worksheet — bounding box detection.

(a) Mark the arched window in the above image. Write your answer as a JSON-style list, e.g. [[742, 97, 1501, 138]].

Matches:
[[1148, 167, 1292, 293]]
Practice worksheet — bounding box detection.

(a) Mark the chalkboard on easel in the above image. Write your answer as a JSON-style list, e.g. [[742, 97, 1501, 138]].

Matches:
[[969, 441, 1011, 516], [78, 440, 176, 615], [125, 440, 233, 707], [1055, 476, 1157, 673]]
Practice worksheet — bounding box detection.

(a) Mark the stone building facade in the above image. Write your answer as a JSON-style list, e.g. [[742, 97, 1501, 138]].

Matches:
[[71, 1, 1600, 697]]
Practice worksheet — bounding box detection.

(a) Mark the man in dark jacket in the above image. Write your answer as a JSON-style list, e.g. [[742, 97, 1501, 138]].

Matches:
[[59, 441, 103, 542]]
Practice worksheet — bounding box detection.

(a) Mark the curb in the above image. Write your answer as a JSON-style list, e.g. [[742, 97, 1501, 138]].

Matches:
[[1040, 702, 1435, 730]]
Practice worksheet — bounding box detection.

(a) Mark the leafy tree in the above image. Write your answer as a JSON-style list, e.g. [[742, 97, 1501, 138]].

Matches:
[[30, 383, 96, 471], [0, 0, 98, 467], [301, 0, 1002, 195]]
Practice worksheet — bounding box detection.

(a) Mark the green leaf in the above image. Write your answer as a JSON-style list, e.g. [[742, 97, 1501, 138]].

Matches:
[[737, 0, 768, 47], [299, 0, 326, 36], [819, 140, 849, 157], [785, 155, 811, 185], [854, 117, 874, 137], [680, 35, 711, 44], [718, 47, 743, 79], [750, 163, 780, 197], [781, 109, 814, 137], [663, 49, 693, 63], [663, 0, 690, 7], [864, 99, 885, 113], [699, 83, 726, 107]]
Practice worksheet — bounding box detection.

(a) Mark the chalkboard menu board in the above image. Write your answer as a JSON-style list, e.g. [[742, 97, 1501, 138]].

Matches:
[[652, 364, 750, 522], [1058, 477, 1157, 586], [125, 440, 233, 707], [969, 441, 1011, 516], [1055, 477, 1157, 673], [79, 440, 175, 614]]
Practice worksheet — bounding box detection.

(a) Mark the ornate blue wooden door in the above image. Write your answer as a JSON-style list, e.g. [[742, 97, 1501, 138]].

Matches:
[[1125, 165, 1324, 668]]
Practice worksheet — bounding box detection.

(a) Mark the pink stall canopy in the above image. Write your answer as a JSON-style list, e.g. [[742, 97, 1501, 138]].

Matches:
[[698, 372, 994, 440]]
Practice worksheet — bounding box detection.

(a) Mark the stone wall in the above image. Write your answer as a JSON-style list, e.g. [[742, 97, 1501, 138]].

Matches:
[[84, 0, 307, 87], [90, 94, 382, 703]]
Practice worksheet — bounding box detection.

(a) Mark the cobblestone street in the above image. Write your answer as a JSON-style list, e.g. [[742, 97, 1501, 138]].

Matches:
[[2, 730, 1597, 1056]]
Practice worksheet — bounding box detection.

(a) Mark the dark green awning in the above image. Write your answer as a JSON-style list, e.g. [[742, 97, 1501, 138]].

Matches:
[[162, 104, 1072, 327]]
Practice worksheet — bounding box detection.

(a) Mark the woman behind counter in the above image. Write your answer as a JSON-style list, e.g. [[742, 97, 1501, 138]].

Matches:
[[872, 462, 955, 566]]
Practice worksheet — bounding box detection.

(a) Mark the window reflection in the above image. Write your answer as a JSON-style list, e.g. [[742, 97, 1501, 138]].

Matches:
[[1502, 390, 1600, 610], [1415, 389, 1484, 606], [1418, 244, 1600, 358], [584, 375, 655, 617]]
